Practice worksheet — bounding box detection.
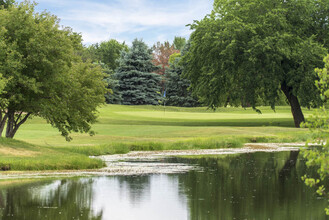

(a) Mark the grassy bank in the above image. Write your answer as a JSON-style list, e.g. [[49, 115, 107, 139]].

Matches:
[[0, 138, 104, 171], [0, 105, 314, 171]]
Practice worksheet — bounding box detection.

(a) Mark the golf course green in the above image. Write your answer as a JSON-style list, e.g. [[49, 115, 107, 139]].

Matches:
[[0, 104, 313, 171]]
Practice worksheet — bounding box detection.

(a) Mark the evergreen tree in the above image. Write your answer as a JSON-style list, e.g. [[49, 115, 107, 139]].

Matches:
[[165, 55, 199, 107], [97, 62, 122, 104], [116, 39, 161, 105]]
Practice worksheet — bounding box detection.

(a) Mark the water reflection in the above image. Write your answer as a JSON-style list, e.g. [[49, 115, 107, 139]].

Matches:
[[0, 152, 328, 220], [0, 179, 102, 219], [176, 152, 328, 220], [91, 175, 188, 219]]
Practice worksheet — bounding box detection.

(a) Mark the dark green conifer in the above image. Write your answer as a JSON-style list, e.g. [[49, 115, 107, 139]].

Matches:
[[165, 57, 199, 107], [100, 63, 122, 104], [115, 39, 161, 105]]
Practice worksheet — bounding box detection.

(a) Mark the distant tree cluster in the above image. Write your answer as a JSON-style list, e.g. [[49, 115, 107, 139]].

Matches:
[[83, 35, 198, 107]]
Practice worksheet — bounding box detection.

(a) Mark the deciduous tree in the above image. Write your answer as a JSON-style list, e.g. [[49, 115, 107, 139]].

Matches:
[[0, 1, 106, 139], [302, 54, 329, 215], [152, 41, 179, 76], [183, 0, 329, 127], [0, 0, 14, 8], [173, 36, 186, 51], [92, 40, 128, 71]]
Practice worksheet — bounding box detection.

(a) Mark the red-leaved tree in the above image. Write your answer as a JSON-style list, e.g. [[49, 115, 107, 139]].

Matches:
[[152, 41, 179, 93]]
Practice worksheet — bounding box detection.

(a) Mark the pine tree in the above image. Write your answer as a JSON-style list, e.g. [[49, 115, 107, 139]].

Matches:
[[165, 56, 199, 107], [116, 39, 161, 105]]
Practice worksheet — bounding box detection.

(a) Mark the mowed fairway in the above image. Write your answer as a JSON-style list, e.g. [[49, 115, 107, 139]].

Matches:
[[14, 105, 313, 147]]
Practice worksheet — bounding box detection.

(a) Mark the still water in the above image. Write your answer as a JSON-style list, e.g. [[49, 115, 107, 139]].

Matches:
[[0, 151, 328, 220]]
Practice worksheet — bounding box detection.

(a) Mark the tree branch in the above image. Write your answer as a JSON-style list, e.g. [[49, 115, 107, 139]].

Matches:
[[16, 113, 31, 128], [14, 112, 23, 125]]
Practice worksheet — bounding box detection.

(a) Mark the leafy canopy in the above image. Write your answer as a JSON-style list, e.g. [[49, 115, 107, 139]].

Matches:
[[173, 36, 187, 51], [302, 54, 329, 215], [183, 0, 329, 126], [0, 0, 14, 8], [0, 1, 106, 140], [85, 39, 128, 71]]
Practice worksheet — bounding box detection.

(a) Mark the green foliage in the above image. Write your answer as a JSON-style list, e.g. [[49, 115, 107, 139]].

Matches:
[[165, 56, 199, 107], [115, 39, 161, 105], [87, 39, 128, 71], [302, 54, 329, 214], [168, 52, 181, 64], [173, 36, 186, 51], [0, 1, 106, 140], [82, 40, 127, 104], [96, 62, 122, 104], [183, 0, 329, 126], [0, 0, 14, 9]]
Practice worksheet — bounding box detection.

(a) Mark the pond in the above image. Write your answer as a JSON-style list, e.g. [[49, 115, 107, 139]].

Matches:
[[0, 151, 328, 220]]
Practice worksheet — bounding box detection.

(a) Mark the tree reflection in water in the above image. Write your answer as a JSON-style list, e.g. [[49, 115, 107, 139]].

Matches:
[[175, 152, 329, 220], [117, 175, 151, 205], [0, 152, 328, 220], [0, 178, 102, 220]]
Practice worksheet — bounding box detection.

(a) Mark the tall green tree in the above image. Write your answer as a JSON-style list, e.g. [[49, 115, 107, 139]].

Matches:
[[115, 39, 161, 105], [85, 40, 128, 71], [82, 40, 127, 104], [173, 36, 186, 51], [95, 39, 128, 71], [0, 0, 14, 8], [183, 0, 329, 127], [0, 1, 106, 139], [100, 62, 122, 104], [302, 54, 329, 215], [165, 46, 199, 107]]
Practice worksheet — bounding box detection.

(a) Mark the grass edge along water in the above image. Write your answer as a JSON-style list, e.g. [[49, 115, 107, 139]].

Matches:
[[0, 105, 313, 171]]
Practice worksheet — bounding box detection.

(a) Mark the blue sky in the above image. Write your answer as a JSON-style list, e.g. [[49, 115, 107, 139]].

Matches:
[[21, 0, 213, 46]]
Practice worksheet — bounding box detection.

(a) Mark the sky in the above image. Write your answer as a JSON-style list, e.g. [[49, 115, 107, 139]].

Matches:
[[20, 0, 213, 46]]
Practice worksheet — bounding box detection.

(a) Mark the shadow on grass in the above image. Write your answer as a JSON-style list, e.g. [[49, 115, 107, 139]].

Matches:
[[103, 118, 295, 127]]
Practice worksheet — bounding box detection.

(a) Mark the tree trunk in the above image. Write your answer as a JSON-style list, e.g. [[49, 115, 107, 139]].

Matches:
[[279, 150, 300, 179], [5, 111, 31, 138], [5, 111, 15, 138], [0, 113, 8, 136], [281, 82, 305, 128]]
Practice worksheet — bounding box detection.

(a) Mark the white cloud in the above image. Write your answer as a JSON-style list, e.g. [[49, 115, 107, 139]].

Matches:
[[29, 0, 213, 45]]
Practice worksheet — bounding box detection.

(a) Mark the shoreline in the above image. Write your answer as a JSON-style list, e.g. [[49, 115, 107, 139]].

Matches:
[[0, 143, 305, 179]]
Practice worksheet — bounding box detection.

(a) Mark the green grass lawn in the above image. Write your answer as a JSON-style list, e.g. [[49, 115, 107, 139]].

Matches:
[[0, 104, 314, 171], [15, 105, 312, 146]]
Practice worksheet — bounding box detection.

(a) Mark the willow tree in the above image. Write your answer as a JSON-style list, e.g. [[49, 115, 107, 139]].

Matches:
[[0, 1, 106, 139], [183, 0, 329, 127]]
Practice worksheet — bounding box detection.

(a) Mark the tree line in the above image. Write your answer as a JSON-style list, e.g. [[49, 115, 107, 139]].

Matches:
[[83, 37, 199, 107], [1, 0, 329, 140], [0, 1, 198, 140]]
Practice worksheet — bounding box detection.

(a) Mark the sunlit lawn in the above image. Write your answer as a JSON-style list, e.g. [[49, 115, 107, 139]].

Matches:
[[14, 104, 313, 147]]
